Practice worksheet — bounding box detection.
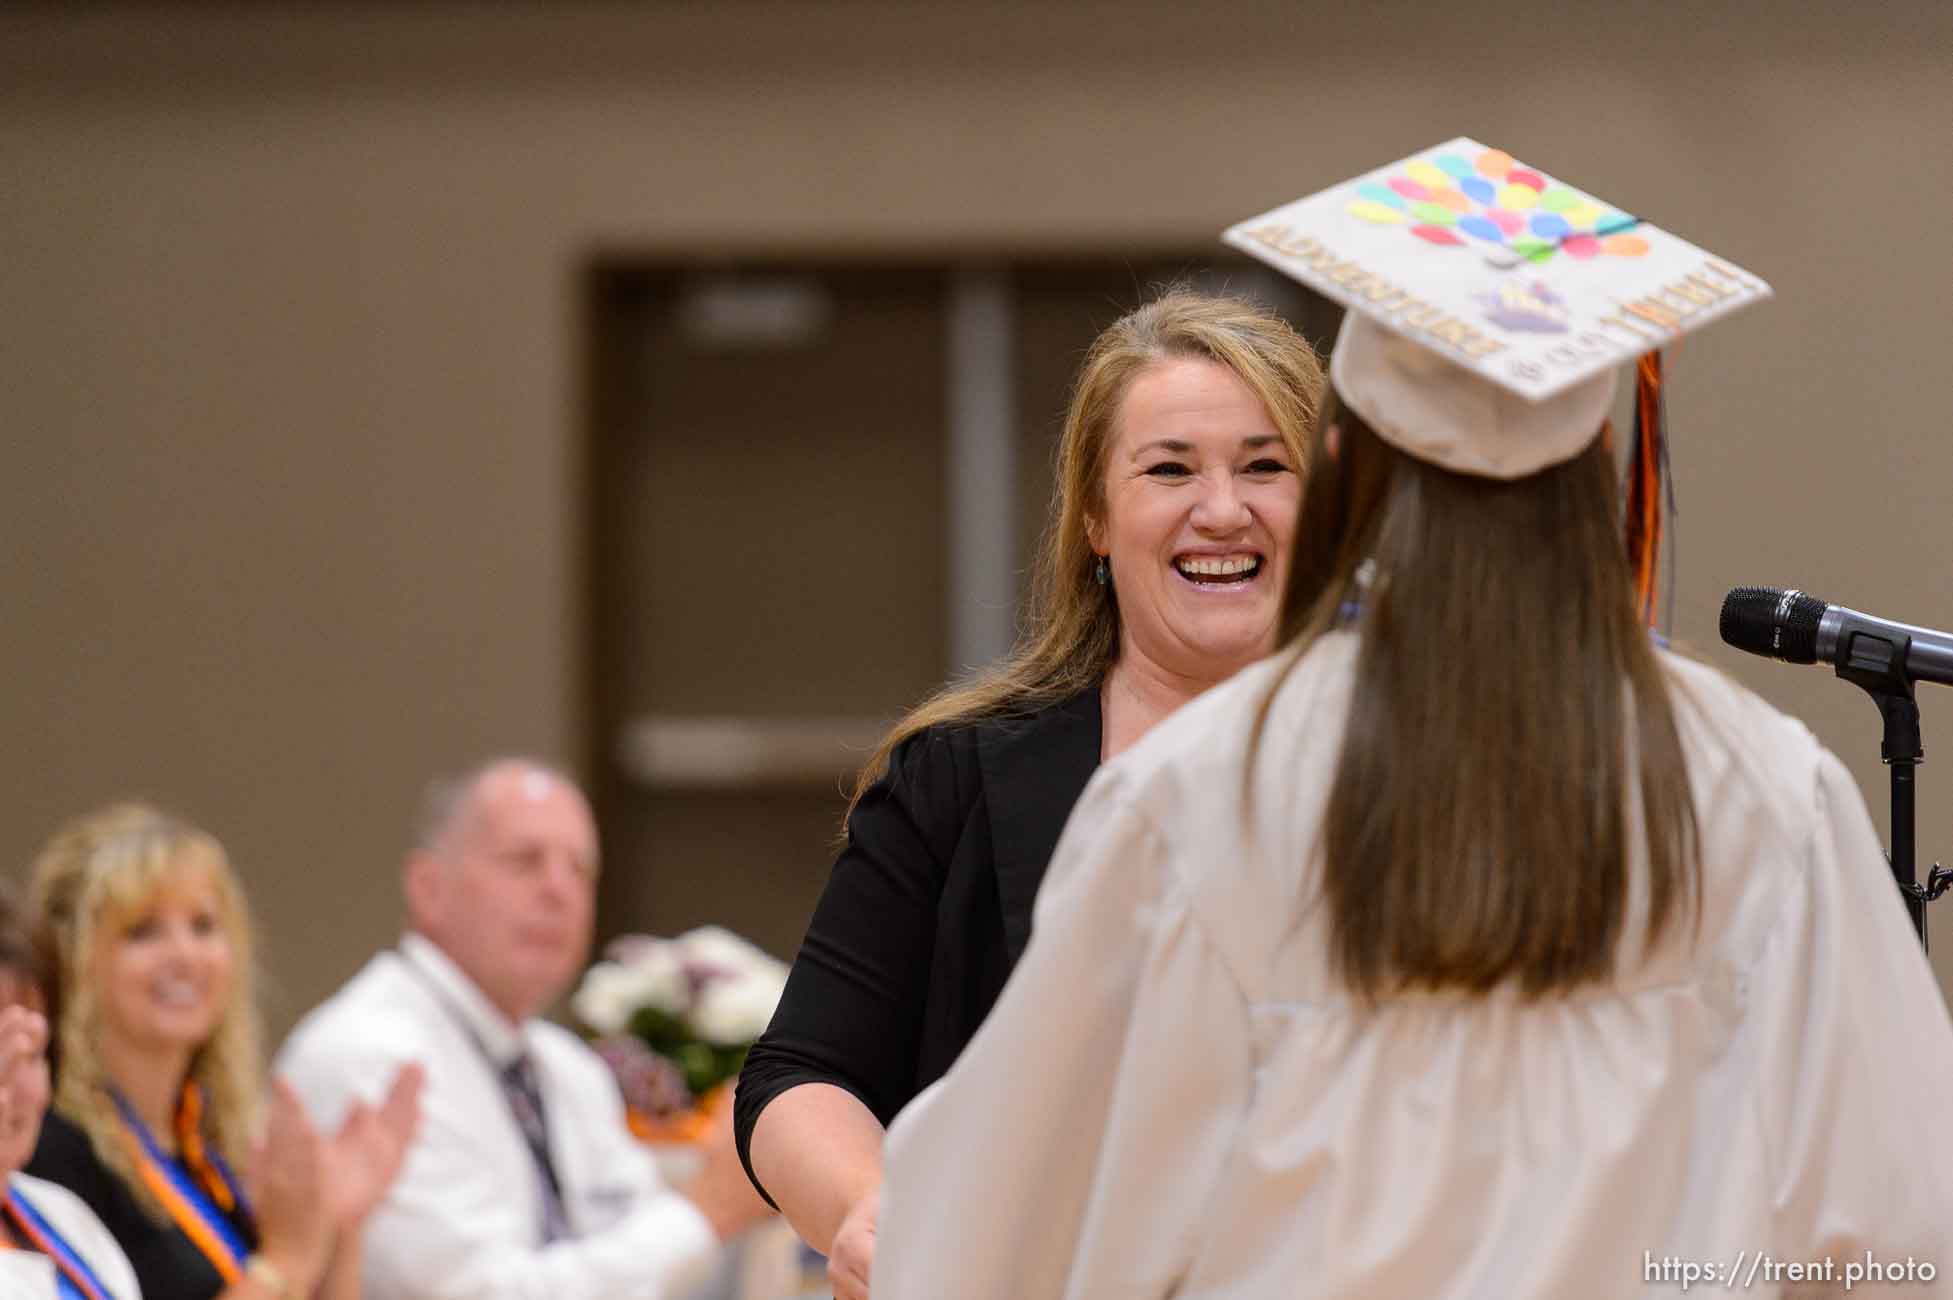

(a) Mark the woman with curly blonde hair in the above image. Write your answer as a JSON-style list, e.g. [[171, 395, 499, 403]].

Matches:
[[25, 803, 421, 1300]]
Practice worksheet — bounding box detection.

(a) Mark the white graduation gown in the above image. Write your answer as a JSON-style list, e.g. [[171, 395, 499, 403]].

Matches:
[[875, 634, 1953, 1299]]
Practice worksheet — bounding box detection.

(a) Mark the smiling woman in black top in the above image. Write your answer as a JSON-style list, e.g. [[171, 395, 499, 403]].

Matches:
[[734, 289, 1325, 1300]]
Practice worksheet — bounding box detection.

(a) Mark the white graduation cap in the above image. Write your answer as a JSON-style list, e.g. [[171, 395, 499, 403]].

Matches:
[[1222, 137, 1773, 481]]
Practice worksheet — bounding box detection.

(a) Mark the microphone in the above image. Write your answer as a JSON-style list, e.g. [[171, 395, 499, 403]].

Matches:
[[1720, 587, 1953, 687]]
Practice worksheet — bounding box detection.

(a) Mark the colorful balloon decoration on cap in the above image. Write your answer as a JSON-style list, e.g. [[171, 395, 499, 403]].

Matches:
[[1346, 147, 1645, 266]]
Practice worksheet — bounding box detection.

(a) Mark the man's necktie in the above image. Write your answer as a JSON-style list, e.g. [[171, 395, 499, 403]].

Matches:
[[501, 1054, 572, 1243]]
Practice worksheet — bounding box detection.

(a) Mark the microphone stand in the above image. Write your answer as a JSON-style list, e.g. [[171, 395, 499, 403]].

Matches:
[[1833, 626, 1953, 950]]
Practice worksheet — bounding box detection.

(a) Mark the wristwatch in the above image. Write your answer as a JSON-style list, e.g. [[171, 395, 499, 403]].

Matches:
[[244, 1255, 297, 1299]]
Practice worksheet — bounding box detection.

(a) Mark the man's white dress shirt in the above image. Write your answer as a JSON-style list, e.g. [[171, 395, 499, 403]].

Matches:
[[876, 637, 1953, 1299], [1, 1172, 143, 1300], [277, 934, 719, 1300]]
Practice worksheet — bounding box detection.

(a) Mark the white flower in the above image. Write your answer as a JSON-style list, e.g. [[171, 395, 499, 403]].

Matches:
[[572, 944, 689, 1033], [579, 926, 787, 1045], [621, 942, 690, 1013], [675, 925, 786, 983], [571, 961, 640, 1035], [689, 967, 788, 1046]]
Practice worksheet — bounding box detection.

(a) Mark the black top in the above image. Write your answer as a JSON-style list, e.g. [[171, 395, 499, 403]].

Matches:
[[733, 687, 1102, 1204], [26, 1109, 259, 1300]]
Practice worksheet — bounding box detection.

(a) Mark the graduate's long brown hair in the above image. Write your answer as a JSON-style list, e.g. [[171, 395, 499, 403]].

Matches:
[[1258, 392, 1700, 997]]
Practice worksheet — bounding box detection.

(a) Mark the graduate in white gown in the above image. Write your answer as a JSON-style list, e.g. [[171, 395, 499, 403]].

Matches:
[[872, 144, 1953, 1299]]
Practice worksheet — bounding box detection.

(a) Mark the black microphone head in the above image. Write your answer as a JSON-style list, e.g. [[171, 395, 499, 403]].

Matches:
[[1720, 586, 1826, 664]]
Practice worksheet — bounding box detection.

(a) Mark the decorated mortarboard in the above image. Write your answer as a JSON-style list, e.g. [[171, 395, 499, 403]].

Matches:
[[1221, 137, 1773, 624]]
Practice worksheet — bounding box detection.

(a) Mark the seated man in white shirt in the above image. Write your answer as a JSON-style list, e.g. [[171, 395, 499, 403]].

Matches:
[[277, 758, 771, 1300]]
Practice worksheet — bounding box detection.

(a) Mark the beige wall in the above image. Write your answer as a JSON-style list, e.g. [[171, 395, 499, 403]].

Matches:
[[3, 2, 1951, 1032]]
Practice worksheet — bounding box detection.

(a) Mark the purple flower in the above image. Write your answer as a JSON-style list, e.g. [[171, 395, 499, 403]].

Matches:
[[591, 1034, 694, 1117]]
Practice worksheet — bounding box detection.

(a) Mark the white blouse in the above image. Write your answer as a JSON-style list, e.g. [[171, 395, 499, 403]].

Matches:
[[875, 635, 1953, 1299], [2, 1172, 142, 1300]]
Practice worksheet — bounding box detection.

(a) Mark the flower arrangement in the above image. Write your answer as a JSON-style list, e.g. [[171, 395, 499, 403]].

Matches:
[[572, 926, 789, 1142]]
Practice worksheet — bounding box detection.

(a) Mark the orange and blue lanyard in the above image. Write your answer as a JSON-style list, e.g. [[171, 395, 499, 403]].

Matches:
[[2, 1183, 115, 1300], [110, 1085, 252, 1284]]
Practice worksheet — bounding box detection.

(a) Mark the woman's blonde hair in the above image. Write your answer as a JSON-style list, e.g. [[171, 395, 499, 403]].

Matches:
[[849, 288, 1325, 812], [29, 802, 264, 1219]]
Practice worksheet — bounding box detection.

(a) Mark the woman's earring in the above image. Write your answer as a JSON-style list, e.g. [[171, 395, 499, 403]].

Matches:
[[1094, 556, 1110, 587]]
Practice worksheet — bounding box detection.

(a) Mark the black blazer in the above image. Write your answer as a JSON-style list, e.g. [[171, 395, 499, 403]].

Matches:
[[733, 687, 1101, 1203], [26, 1109, 259, 1300]]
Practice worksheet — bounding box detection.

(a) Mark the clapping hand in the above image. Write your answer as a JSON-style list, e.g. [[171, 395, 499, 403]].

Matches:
[[250, 1077, 335, 1290], [0, 1005, 50, 1175], [319, 1062, 425, 1232]]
